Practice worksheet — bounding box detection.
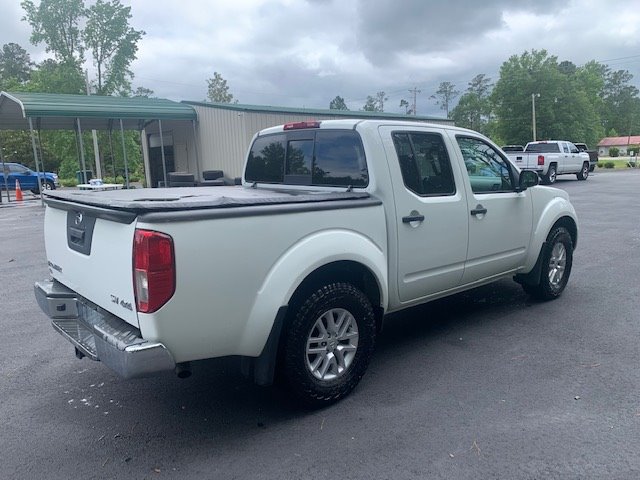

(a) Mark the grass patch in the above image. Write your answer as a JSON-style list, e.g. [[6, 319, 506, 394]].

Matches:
[[596, 158, 639, 169]]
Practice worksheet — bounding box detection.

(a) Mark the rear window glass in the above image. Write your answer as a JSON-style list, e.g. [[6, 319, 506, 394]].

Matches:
[[526, 143, 560, 153], [245, 130, 368, 187], [245, 134, 286, 183], [313, 131, 367, 187]]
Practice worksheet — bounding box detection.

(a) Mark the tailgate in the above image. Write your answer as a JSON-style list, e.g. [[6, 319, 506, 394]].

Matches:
[[44, 202, 139, 327], [510, 152, 534, 168]]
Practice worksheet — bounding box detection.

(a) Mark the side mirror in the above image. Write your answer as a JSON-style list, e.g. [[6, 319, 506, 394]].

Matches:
[[517, 170, 539, 191]]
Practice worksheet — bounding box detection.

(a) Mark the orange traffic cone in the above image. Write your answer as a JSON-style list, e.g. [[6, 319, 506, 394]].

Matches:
[[15, 179, 23, 202]]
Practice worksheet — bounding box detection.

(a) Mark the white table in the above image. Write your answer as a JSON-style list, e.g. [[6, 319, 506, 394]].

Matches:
[[77, 183, 124, 191]]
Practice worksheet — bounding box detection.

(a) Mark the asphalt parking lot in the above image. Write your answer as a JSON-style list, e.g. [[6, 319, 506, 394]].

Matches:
[[1, 169, 639, 479]]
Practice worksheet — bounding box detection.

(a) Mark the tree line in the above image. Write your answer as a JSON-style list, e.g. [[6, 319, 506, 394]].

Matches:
[[328, 49, 639, 148], [0, 0, 149, 181]]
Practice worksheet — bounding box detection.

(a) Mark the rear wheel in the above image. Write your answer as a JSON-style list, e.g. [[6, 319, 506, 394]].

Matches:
[[576, 162, 589, 180], [543, 164, 557, 185], [282, 282, 376, 408], [32, 180, 55, 194], [522, 226, 573, 300]]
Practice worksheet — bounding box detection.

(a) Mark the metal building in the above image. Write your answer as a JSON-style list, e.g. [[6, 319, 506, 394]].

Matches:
[[165, 101, 454, 184]]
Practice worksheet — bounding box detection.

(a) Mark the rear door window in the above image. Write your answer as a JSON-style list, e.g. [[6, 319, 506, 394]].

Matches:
[[392, 132, 455, 196]]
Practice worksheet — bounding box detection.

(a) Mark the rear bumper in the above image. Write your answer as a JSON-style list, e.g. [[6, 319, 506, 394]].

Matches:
[[34, 279, 175, 378]]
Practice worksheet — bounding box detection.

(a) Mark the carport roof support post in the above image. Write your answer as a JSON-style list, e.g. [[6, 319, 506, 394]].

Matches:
[[192, 119, 201, 182], [76, 118, 88, 184], [0, 143, 8, 202], [158, 119, 167, 187], [28, 117, 44, 206], [119, 119, 130, 189]]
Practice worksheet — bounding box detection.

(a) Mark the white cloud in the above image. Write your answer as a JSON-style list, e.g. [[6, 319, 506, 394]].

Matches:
[[1, 0, 639, 116]]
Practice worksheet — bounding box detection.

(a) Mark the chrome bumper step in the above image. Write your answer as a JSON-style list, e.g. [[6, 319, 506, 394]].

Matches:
[[35, 280, 175, 378]]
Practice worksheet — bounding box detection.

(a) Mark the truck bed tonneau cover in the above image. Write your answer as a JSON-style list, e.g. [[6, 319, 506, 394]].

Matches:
[[43, 186, 371, 213]]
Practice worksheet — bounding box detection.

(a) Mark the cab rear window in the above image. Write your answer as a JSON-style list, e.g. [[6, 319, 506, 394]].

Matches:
[[526, 143, 560, 153], [245, 130, 368, 187]]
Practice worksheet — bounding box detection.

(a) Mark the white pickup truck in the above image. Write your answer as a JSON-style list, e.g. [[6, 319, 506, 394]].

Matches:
[[35, 120, 578, 406], [504, 140, 591, 184]]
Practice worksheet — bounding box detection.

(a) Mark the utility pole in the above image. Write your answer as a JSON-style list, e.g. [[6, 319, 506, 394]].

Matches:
[[532, 93, 540, 141], [409, 87, 421, 116]]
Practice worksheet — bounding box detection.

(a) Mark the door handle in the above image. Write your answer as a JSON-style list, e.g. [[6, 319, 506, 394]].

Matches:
[[402, 214, 425, 223], [470, 205, 487, 216]]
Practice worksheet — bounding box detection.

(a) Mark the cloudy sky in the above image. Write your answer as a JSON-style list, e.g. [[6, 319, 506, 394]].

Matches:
[[1, 0, 640, 117]]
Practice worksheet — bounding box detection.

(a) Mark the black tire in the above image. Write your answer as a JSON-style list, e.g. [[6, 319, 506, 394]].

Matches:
[[523, 226, 573, 301], [543, 164, 557, 185], [576, 162, 589, 180], [282, 282, 376, 408], [32, 180, 55, 194]]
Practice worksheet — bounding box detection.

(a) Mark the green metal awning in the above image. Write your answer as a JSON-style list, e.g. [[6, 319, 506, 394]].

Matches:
[[0, 91, 197, 130]]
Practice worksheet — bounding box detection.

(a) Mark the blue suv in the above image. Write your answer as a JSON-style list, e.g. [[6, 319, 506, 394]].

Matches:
[[0, 162, 59, 193]]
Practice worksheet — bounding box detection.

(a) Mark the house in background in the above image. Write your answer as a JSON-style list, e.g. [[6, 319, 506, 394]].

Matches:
[[597, 136, 640, 156]]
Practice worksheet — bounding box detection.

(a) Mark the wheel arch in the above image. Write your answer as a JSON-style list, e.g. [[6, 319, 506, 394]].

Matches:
[[287, 260, 385, 333], [552, 215, 578, 249], [522, 194, 578, 274], [238, 229, 388, 357], [518, 210, 577, 286], [240, 230, 387, 387]]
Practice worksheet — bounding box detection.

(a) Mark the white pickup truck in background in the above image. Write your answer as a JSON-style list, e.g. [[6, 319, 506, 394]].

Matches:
[[504, 140, 591, 184], [35, 120, 578, 406]]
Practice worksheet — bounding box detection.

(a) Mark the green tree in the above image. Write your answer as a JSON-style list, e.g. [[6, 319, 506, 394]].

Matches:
[[131, 86, 154, 97], [329, 95, 348, 110], [206, 71, 234, 103], [362, 91, 387, 112], [430, 81, 460, 118], [26, 58, 85, 94], [83, 0, 144, 95], [400, 99, 411, 114], [450, 74, 492, 133], [492, 49, 603, 146], [0, 43, 34, 89], [21, 0, 85, 64], [602, 69, 640, 136], [0, 131, 37, 167]]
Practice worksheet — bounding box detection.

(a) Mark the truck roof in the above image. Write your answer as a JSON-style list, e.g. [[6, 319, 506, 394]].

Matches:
[[257, 119, 476, 136]]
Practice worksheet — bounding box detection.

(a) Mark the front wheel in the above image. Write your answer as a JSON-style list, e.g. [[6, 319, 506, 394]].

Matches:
[[576, 162, 589, 180], [523, 226, 573, 300], [543, 164, 557, 185], [282, 282, 376, 408]]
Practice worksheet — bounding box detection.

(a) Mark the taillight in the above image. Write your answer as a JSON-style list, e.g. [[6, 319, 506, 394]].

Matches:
[[133, 229, 175, 313], [283, 120, 321, 130], [537, 155, 545, 166]]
